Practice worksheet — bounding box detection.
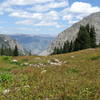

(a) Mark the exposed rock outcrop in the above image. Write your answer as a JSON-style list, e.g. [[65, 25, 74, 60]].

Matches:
[[41, 12, 100, 55]]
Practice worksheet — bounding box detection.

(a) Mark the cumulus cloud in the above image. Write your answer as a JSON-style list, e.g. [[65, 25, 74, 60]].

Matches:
[[61, 2, 100, 25], [4, 0, 55, 6], [0, 0, 100, 28], [35, 21, 62, 28], [70, 2, 100, 14], [10, 10, 60, 22], [10, 11, 43, 20], [15, 20, 34, 25], [15, 19, 62, 28], [29, 1, 68, 12]]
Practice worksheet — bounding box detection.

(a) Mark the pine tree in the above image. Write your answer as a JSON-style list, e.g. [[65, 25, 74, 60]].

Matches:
[[85, 24, 90, 33], [29, 50, 32, 56], [62, 41, 70, 53], [90, 26, 96, 48], [1, 44, 4, 56], [13, 45, 19, 56], [69, 41, 74, 52], [74, 25, 91, 50]]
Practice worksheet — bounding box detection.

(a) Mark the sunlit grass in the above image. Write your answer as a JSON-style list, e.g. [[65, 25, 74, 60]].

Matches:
[[0, 48, 100, 100]]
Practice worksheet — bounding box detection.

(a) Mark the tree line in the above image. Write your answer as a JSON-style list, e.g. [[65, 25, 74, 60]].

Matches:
[[0, 45, 19, 56], [52, 24, 98, 54]]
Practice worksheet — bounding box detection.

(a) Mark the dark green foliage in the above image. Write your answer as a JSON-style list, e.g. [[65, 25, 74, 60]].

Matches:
[[74, 25, 91, 51], [0, 45, 19, 56], [52, 24, 97, 55], [90, 56, 100, 61], [52, 47, 63, 54], [63, 41, 70, 53], [13, 45, 19, 56], [90, 26, 96, 48], [0, 73, 13, 83]]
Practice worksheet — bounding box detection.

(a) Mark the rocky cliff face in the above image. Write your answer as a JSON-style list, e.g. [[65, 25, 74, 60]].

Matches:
[[41, 12, 100, 56], [0, 34, 26, 55]]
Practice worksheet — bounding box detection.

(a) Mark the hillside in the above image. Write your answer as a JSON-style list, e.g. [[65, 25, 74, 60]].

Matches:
[[42, 12, 100, 55], [0, 34, 27, 55], [0, 48, 100, 99]]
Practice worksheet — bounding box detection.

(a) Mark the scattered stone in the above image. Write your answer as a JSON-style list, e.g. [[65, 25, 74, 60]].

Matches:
[[12, 59, 18, 63], [63, 61, 67, 64], [23, 63, 29, 66], [3, 89, 10, 95], [71, 56, 75, 58], [24, 85, 30, 88], [41, 70, 47, 74], [48, 59, 62, 66]]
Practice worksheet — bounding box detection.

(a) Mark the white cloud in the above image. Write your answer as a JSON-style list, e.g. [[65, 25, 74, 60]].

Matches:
[[70, 2, 100, 14], [5, 0, 55, 6], [15, 19, 62, 28], [61, 2, 100, 25], [1, 0, 100, 29], [35, 21, 62, 28], [63, 14, 73, 20], [10, 10, 60, 21], [45, 11, 59, 20], [15, 20, 33, 25], [1, 0, 67, 6], [10, 11, 43, 20], [29, 1, 68, 12]]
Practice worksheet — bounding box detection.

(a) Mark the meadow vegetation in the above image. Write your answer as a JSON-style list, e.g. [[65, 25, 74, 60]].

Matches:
[[0, 48, 100, 100]]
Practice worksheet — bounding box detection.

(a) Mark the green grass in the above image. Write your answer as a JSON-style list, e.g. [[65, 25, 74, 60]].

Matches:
[[0, 48, 100, 100]]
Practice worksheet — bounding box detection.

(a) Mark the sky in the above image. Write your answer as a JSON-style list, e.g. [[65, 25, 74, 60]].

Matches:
[[0, 0, 100, 36]]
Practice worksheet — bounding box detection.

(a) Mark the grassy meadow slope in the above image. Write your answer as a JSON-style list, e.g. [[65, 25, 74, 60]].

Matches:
[[0, 48, 100, 100]]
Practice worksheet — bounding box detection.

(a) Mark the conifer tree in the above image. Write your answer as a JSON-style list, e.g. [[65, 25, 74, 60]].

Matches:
[[13, 45, 19, 56], [63, 41, 70, 53], [90, 26, 96, 48], [1, 44, 4, 56], [74, 25, 91, 50]]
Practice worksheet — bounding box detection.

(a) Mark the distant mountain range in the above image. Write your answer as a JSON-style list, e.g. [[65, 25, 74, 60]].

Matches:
[[9, 34, 55, 55], [41, 12, 100, 55]]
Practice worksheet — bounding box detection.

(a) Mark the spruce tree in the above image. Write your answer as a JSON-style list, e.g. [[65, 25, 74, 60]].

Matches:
[[90, 26, 96, 48], [13, 45, 19, 56], [1, 44, 4, 56], [74, 25, 91, 50], [62, 41, 70, 53]]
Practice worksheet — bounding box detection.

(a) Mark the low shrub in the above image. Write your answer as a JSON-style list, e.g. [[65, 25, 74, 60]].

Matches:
[[90, 56, 100, 60], [0, 73, 13, 83]]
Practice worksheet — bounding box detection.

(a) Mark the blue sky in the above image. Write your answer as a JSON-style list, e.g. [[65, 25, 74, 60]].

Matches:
[[0, 0, 100, 36]]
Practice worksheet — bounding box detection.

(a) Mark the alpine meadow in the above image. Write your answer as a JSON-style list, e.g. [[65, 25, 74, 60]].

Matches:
[[0, 0, 100, 100]]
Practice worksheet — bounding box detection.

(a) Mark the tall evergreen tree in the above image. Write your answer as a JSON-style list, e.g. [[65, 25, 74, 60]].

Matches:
[[13, 45, 19, 56], [74, 25, 91, 50], [90, 26, 96, 48], [1, 44, 4, 56], [62, 41, 70, 53]]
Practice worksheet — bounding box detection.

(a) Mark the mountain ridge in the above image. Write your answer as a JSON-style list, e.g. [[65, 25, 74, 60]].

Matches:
[[0, 34, 27, 55], [41, 12, 100, 56]]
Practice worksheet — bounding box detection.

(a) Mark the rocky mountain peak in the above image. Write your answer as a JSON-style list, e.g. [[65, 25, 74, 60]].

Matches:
[[41, 12, 100, 56]]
